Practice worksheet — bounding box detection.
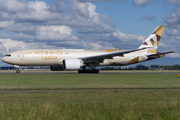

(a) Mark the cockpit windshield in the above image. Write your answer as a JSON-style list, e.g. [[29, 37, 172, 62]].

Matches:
[[5, 54, 11, 57]]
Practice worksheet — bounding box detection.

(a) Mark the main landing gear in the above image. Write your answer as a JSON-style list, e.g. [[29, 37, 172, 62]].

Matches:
[[78, 70, 99, 73], [78, 64, 99, 74]]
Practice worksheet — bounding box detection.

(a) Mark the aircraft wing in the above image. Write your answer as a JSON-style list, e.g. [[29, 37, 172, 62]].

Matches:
[[147, 51, 176, 59], [80, 48, 147, 64]]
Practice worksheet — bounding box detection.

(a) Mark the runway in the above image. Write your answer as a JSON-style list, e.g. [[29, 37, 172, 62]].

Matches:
[[0, 72, 179, 75]]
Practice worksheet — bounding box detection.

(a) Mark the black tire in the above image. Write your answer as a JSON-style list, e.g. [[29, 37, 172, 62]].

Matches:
[[95, 70, 99, 73], [16, 70, 20, 74], [78, 70, 99, 74]]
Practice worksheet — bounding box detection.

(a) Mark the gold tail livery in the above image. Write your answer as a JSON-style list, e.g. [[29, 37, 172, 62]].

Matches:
[[2, 25, 175, 74]]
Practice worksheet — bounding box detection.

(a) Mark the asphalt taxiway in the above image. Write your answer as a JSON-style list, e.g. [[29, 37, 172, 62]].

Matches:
[[0, 72, 179, 75]]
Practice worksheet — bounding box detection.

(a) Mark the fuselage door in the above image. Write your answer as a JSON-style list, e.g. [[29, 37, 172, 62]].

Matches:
[[19, 53, 24, 60]]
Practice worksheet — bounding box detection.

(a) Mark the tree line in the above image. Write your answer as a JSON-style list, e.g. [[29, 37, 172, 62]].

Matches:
[[150, 64, 180, 70], [101, 64, 180, 70], [1, 64, 180, 70]]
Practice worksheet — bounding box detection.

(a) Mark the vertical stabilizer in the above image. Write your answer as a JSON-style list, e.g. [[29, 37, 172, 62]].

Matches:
[[138, 25, 164, 54]]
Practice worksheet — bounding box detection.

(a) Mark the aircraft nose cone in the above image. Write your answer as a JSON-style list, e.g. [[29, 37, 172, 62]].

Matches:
[[2, 57, 7, 63], [2, 57, 5, 62]]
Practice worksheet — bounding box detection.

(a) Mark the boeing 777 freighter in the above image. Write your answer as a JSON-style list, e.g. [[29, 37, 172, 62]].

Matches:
[[2, 25, 175, 74]]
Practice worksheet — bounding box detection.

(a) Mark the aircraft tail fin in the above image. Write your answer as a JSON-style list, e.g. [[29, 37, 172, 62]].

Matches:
[[138, 25, 165, 54]]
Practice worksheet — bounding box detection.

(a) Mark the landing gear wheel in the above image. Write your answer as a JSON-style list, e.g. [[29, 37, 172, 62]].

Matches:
[[92, 70, 95, 73], [16, 70, 20, 74], [78, 70, 82, 73], [78, 70, 99, 74], [95, 70, 99, 73]]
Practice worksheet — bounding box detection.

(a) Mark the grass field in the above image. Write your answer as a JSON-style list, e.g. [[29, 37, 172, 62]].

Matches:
[[1, 91, 180, 119], [0, 73, 180, 90], [0, 71, 180, 119]]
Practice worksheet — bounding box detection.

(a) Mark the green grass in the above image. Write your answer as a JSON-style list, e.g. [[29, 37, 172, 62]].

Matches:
[[0, 91, 180, 119], [0, 73, 180, 119], [0, 74, 179, 90]]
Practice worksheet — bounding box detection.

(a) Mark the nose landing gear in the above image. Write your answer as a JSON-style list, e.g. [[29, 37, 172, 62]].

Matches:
[[14, 65, 20, 74], [16, 69, 20, 74]]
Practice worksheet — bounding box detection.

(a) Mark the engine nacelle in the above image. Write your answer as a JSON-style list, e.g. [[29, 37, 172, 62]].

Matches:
[[63, 58, 83, 70], [50, 66, 64, 71]]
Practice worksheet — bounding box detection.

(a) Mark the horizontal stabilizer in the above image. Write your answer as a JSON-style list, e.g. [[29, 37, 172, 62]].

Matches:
[[147, 51, 175, 58]]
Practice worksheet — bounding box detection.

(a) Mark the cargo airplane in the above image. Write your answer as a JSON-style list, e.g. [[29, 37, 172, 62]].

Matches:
[[2, 25, 174, 74]]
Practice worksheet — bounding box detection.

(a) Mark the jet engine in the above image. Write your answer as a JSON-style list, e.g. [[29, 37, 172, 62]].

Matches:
[[50, 66, 64, 71], [63, 58, 84, 70]]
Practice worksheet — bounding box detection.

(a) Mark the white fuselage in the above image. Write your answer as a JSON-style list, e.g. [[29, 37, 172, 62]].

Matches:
[[2, 49, 151, 67]]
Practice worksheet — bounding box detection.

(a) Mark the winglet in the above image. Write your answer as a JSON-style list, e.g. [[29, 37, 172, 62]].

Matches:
[[138, 25, 165, 53]]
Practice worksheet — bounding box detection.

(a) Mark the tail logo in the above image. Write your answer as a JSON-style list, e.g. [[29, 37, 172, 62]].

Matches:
[[139, 25, 165, 54]]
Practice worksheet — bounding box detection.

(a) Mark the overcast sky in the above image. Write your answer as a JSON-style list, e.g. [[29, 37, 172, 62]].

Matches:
[[0, 0, 179, 66]]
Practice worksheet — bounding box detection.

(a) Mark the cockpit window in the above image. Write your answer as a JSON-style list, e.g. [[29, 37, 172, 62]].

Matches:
[[5, 54, 11, 57]]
